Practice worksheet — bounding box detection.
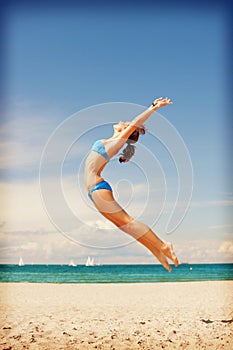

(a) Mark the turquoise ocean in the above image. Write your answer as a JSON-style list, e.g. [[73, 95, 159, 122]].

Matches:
[[0, 263, 232, 284]]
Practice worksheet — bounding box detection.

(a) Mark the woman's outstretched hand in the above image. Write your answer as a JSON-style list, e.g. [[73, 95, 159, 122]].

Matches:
[[152, 97, 172, 110]]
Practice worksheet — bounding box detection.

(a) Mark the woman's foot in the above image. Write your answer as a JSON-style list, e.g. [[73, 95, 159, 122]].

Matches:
[[153, 248, 172, 272], [161, 242, 179, 267]]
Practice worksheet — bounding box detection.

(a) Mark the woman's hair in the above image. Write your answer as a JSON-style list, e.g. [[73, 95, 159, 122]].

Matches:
[[119, 125, 146, 163]]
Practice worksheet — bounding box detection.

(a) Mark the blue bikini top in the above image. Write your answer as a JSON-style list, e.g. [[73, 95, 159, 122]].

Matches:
[[91, 140, 110, 161]]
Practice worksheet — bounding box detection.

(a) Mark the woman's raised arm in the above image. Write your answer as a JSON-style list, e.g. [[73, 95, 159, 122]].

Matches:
[[115, 97, 172, 143], [131, 97, 172, 128]]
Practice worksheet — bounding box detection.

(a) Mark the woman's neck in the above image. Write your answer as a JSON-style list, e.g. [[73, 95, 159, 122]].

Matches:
[[109, 131, 121, 140]]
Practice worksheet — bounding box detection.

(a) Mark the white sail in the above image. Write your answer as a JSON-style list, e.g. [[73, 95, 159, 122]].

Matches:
[[85, 256, 91, 266], [85, 256, 94, 267], [18, 257, 24, 266]]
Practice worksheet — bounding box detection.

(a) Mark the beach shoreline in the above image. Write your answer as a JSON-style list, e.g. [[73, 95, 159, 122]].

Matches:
[[1, 281, 232, 349]]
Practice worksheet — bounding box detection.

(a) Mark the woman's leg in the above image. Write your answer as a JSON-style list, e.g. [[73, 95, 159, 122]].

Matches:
[[91, 189, 178, 271]]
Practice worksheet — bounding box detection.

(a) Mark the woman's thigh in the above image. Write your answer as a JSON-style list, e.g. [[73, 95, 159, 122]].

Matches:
[[91, 189, 132, 227]]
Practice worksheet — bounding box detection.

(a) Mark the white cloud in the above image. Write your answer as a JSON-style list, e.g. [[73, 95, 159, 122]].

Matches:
[[218, 241, 233, 255], [20, 242, 38, 251], [191, 200, 233, 208], [174, 238, 233, 264], [208, 224, 233, 230], [86, 219, 116, 230], [0, 116, 54, 169], [0, 181, 53, 231], [0, 226, 146, 265], [0, 112, 90, 172], [1, 221, 233, 264], [163, 199, 233, 210]]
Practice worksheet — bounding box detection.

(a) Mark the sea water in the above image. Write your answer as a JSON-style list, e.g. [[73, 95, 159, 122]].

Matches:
[[0, 264, 232, 283]]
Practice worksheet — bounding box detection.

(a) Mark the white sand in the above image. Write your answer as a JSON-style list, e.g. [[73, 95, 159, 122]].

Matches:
[[0, 281, 232, 349]]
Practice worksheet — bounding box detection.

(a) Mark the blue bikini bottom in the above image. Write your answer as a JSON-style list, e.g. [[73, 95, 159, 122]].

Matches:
[[88, 180, 112, 202]]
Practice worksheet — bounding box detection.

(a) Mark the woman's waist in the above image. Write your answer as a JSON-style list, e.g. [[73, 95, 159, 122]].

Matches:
[[84, 161, 107, 189], [86, 177, 105, 192]]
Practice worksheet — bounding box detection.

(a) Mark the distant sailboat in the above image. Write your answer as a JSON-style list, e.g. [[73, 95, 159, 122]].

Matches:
[[68, 259, 77, 267], [85, 256, 95, 267], [18, 257, 24, 266], [95, 260, 102, 266]]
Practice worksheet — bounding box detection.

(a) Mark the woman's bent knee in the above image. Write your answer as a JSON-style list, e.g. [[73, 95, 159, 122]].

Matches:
[[119, 219, 149, 239]]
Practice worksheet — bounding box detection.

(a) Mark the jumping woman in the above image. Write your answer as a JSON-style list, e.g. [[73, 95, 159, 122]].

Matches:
[[84, 97, 179, 271]]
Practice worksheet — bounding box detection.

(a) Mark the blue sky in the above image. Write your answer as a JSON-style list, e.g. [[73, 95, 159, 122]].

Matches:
[[0, 1, 232, 264]]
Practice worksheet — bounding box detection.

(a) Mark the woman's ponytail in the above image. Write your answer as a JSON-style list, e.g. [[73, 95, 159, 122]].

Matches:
[[119, 125, 146, 163], [119, 142, 135, 163]]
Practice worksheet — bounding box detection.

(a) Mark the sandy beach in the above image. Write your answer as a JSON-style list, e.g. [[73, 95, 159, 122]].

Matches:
[[0, 281, 232, 349]]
